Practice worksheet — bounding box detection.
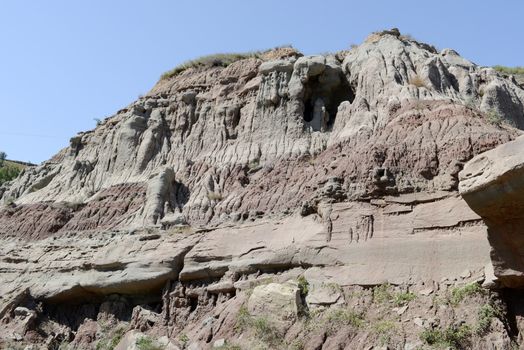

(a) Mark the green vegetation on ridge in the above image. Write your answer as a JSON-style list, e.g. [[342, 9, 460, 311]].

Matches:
[[160, 52, 264, 81], [493, 65, 524, 75], [0, 152, 25, 186], [159, 45, 297, 81]]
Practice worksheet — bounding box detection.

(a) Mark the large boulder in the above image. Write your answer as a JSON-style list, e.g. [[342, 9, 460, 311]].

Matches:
[[460, 134, 524, 287], [247, 281, 301, 320]]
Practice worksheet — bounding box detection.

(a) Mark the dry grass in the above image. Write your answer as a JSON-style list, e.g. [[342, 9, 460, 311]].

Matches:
[[160, 45, 299, 81], [409, 74, 426, 88], [207, 191, 223, 201], [160, 52, 262, 80], [493, 65, 524, 75]]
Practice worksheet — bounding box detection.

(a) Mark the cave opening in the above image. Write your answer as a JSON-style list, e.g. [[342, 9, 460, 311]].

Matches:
[[302, 74, 355, 131], [189, 296, 198, 312], [303, 97, 314, 122]]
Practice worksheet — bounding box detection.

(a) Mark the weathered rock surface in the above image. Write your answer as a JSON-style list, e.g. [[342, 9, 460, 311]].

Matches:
[[1, 31, 521, 234], [247, 281, 300, 321], [1, 29, 524, 349]]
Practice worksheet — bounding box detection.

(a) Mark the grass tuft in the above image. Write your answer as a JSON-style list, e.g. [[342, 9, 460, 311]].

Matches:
[[325, 308, 365, 328], [136, 336, 164, 350], [393, 291, 416, 306], [420, 324, 471, 349], [486, 109, 503, 126], [373, 284, 392, 304], [450, 283, 485, 305], [95, 325, 126, 350], [234, 306, 282, 347], [373, 320, 396, 345]]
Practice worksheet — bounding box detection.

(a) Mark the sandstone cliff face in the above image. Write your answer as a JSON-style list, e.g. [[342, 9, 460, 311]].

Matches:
[[2, 30, 524, 349], [460, 134, 524, 288]]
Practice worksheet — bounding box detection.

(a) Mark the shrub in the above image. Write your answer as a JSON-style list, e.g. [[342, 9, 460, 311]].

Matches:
[[450, 283, 485, 305], [373, 320, 396, 345], [235, 306, 251, 332], [234, 306, 282, 347], [0, 166, 21, 186], [96, 339, 109, 350], [252, 317, 282, 345], [106, 327, 126, 350], [475, 304, 500, 335], [373, 284, 392, 304], [325, 308, 365, 328], [372, 284, 416, 306], [136, 336, 164, 350], [247, 159, 260, 170], [178, 333, 189, 347], [420, 324, 471, 349], [297, 276, 309, 297], [487, 109, 503, 126]]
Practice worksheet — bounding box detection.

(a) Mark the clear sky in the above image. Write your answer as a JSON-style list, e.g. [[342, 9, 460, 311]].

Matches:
[[0, 0, 523, 163]]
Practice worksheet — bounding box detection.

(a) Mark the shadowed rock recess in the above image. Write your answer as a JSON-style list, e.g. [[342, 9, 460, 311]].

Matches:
[[2, 30, 524, 349]]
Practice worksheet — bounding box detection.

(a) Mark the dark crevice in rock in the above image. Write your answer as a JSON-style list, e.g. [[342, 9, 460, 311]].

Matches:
[[302, 73, 354, 131], [188, 296, 198, 312], [500, 289, 524, 340]]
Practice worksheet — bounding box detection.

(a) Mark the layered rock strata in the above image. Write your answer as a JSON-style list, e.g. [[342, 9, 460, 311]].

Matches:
[[2, 29, 524, 349]]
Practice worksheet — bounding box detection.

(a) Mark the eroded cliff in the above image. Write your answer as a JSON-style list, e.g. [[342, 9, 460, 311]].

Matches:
[[2, 29, 524, 349]]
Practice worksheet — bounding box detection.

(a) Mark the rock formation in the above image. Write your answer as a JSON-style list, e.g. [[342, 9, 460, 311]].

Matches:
[[2, 29, 524, 349], [460, 134, 524, 288]]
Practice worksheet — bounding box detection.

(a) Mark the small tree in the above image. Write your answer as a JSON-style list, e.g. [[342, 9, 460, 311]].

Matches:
[[0, 151, 6, 166]]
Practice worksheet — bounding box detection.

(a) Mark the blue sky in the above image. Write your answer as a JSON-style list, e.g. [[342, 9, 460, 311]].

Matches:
[[0, 0, 523, 163]]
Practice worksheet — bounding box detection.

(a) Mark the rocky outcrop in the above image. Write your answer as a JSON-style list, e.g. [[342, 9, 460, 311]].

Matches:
[[2, 29, 524, 349], [1, 30, 522, 235], [460, 134, 524, 287]]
